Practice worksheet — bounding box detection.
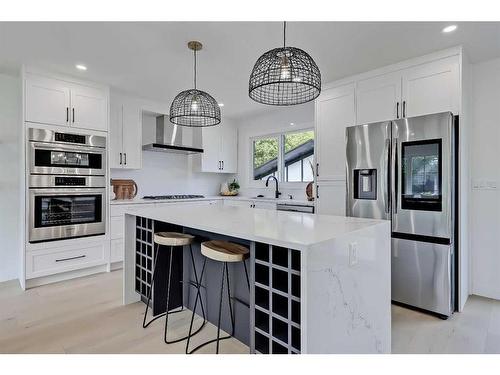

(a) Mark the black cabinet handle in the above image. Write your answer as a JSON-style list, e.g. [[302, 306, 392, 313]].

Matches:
[[222, 160, 224, 170], [396, 102, 399, 119], [402, 101, 406, 118], [124, 153, 127, 165], [72, 108, 75, 123], [316, 163, 319, 177], [66, 107, 69, 122], [55, 255, 86, 263], [119, 153, 122, 165], [316, 185, 319, 199], [218, 161, 221, 170]]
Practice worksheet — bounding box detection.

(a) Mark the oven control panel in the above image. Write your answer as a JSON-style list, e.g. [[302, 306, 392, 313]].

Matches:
[[55, 177, 87, 186], [54, 132, 87, 144]]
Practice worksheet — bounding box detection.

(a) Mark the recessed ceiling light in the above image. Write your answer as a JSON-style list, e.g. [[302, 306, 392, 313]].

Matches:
[[218, 103, 224, 107], [75, 64, 87, 71], [290, 122, 295, 126], [442, 25, 457, 33]]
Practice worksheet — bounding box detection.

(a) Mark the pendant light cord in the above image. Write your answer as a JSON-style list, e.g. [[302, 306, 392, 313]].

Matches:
[[283, 21, 286, 48], [193, 49, 197, 89]]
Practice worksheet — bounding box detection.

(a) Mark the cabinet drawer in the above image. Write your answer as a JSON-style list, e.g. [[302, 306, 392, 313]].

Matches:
[[110, 216, 125, 240], [26, 243, 107, 279], [110, 239, 124, 263]]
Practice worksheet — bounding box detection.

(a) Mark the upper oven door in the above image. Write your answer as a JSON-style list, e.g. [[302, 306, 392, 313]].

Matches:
[[29, 141, 106, 176], [392, 112, 454, 240], [29, 187, 106, 243]]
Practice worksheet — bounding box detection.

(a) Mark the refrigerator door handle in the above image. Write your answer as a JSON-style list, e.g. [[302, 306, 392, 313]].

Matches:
[[384, 138, 391, 214], [392, 138, 398, 214]]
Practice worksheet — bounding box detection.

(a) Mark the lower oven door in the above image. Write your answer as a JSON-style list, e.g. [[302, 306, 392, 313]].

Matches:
[[29, 188, 106, 243]]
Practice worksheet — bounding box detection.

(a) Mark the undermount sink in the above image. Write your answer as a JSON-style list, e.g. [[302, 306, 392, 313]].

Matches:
[[251, 196, 278, 200]]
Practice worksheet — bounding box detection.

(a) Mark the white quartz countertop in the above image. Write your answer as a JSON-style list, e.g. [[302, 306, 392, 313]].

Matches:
[[124, 204, 387, 251], [111, 195, 314, 206]]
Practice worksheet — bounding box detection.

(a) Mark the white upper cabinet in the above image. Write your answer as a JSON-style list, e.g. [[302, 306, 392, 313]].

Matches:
[[354, 55, 460, 125], [121, 104, 142, 169], [197, 126, 221, 173], [219, 124, 237, 173], [109, 101, 123, 169], [109, 97, 142, 169], [402, 56, 460, 118], [195, 121, 237, 174], [25, 76, 70, 126], [315, 83, 355, 181], [356, 72, 402, 125], [24, 74, 108, 132], [70, 85, 107, 131]]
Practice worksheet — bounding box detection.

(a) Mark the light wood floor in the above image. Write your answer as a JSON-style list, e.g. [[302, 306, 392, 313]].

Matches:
[[0, 270, 247, 354], [1, 270, 499, 354]]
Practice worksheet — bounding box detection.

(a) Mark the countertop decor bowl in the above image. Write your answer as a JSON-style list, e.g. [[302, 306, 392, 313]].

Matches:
[[221, 191, 239, 196]]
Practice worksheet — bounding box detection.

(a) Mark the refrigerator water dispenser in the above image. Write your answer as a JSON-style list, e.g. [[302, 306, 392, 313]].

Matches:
[[354, 169, 377, 200]]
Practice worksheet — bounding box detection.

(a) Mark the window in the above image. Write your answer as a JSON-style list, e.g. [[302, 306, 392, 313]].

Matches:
[[252, 130, 314, 183]]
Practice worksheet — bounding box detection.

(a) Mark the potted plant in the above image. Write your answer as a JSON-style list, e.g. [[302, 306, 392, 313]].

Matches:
[[228, 179, 240, 195]]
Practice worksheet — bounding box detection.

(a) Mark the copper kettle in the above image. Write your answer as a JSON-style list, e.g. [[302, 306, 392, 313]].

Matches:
[[111, 179, 138, 200]]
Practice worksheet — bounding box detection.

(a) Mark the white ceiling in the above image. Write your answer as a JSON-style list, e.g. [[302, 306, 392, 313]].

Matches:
[[1, 21, 499, 120]]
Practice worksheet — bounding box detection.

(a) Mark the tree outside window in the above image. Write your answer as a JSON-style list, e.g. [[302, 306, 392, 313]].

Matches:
[[252, 130, 314, 182]]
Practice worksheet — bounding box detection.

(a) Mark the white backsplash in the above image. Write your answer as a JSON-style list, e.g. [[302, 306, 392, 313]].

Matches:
[[110, 151, 233, 197]]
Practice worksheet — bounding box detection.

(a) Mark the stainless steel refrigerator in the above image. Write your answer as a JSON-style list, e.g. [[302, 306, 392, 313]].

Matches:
[[346, 112, 456, 318]]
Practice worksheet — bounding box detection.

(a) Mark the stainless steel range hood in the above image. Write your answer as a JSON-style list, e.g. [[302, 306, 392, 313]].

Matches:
[[142, 115, 203, 154]]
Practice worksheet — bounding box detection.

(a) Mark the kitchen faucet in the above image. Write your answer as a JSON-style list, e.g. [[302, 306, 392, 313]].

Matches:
[[265, 176, 282, 199]]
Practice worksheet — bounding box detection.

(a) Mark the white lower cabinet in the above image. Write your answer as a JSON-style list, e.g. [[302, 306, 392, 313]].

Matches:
[[316, 181, 346, 216], [224, 199, 277, 210], [110, 239, 124, 263], [224, 199, 253, 208], [253, 201, 277, 210], [26, 241, 108, 279]]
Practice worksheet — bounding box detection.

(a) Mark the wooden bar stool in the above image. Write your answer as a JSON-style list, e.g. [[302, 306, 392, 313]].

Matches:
[[142, 232, 206, 345], [186, 240, 250, 354]]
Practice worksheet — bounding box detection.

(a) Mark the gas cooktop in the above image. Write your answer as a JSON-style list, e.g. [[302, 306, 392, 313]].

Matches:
[[142, 194, 205, 200]]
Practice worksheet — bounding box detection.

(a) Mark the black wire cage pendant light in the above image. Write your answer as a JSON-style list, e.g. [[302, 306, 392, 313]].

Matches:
[[249, 22, 321, 106], [170, 41, 221, 127]]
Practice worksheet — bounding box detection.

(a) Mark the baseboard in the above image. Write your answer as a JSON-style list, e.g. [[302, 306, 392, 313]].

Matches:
[[25, 264, 108, 289], [110, 261, 123, 271]]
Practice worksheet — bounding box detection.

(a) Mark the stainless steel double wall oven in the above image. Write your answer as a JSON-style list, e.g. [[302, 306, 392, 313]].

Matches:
[[28, 129, 107, 243], [346, 112, 457, 318]]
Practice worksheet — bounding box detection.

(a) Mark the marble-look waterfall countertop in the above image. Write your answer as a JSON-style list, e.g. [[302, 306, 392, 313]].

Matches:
[[111, 195, 314, 206], [124, 204, 387, 251]]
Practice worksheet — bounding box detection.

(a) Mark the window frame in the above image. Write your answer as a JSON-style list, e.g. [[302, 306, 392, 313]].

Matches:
[[249, 128, 315, 187]]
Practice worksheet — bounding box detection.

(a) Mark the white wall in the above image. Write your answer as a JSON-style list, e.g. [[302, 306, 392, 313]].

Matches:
[[235, 103, 314, 201], [110, 92, 233, 197], [0, 74, 20, 282], [470, 57, 500, 300]]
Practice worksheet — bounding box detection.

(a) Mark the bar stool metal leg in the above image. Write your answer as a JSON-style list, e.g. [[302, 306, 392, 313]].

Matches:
[[164, 244, 207, 344], [215, 262, 226, 354], [243, 259, 250, 291], [185, 257, 207, 353], [188, 244, 207, 327], [186, 260, 235, 354], [225, 263, 236, 337]]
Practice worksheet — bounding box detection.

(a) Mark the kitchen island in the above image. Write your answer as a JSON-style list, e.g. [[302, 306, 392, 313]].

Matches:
[[122, 204, 391, 354]]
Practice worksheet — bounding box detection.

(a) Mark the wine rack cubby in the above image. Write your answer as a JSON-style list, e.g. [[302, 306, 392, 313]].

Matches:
[[251, 242, 301, 354]]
